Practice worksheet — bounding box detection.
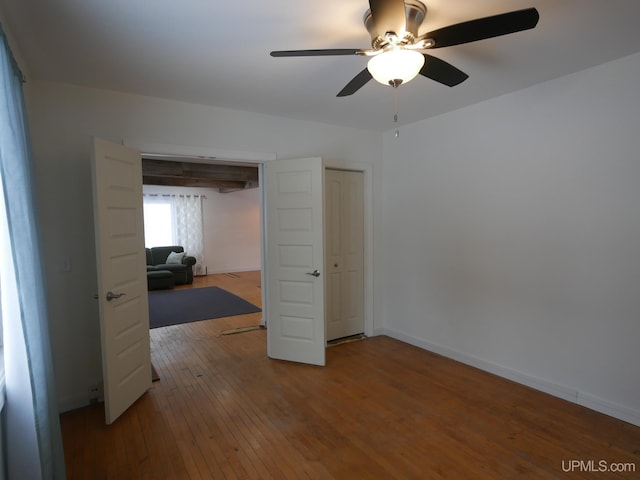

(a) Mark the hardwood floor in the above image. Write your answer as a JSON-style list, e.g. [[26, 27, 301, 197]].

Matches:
[[61, 271, 640, 479]]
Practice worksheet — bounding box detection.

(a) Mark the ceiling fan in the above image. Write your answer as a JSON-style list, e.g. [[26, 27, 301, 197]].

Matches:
[[270, 0, 539, 97]]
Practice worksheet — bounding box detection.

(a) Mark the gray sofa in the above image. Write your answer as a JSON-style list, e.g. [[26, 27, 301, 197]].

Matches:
[[146, 246, 196, 289]]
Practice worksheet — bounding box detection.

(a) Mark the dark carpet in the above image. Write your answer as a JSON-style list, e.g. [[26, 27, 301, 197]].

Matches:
[[148, 286, 261, 329]]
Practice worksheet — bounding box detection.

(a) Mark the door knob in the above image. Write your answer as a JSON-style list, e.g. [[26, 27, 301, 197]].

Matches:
[[305, 269, 321, 277], [106, 291, 126, 301]]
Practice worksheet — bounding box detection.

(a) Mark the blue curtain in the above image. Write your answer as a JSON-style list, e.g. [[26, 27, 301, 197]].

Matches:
[[0, 26, 66, 479]]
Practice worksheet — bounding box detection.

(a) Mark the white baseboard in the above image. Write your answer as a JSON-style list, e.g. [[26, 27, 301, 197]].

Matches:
[[205, 266, 261, 275], [577, 392, 640, 427], [376, 327, 640, 427], [58, 394, 93, 414]]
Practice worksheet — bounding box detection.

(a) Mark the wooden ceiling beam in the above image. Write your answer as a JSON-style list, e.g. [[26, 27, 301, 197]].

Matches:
[[141, 158, 259, 191], [142, 175, 248, 190]]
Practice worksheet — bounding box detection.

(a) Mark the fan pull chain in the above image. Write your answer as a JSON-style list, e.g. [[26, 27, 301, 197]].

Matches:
[[393, 84, 400, 138]]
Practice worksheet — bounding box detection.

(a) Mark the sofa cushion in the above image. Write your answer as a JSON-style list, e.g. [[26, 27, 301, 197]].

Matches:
[[154, 264, 188, 283], [153, 263, 187, 273], [166, 251, 186, 264]]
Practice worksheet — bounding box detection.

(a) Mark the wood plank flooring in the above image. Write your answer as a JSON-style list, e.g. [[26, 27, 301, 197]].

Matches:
[[61, 271, 640, 479]]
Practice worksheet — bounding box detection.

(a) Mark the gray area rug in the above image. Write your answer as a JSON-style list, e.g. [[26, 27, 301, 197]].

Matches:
[[148, 286, 261, 329]]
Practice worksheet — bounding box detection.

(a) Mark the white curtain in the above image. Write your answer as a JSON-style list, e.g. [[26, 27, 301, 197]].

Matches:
[[172, 194, 206, 275]]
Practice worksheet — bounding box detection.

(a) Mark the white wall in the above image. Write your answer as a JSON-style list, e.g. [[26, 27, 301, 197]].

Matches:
[[143, 184, 261, 273], [376, 52, 640, 425], [23, 82, 380, 412]]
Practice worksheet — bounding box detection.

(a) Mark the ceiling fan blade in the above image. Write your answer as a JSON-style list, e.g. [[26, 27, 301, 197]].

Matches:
[[337, 69, 373, 97], [419, 54, 468, 87], [368, 0, 407, 36], [420, 8, 539, 48], [270, 49, 363, 57]]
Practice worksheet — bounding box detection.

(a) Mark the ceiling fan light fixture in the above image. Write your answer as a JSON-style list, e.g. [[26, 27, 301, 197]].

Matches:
[[367, 49, 425, 87]]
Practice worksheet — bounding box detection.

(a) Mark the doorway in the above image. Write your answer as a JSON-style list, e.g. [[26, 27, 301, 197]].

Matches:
[[128, 140, 374, 345]]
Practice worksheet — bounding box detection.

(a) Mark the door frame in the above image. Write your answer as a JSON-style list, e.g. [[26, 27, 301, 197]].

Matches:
[[124, 140, 374, 339]]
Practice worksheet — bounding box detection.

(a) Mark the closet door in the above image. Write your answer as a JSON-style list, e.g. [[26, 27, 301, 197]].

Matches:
[[325, 169, 364, 341]]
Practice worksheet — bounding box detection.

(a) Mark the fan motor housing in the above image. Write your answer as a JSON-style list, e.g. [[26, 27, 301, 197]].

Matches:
[[364, 0, 427, 49]]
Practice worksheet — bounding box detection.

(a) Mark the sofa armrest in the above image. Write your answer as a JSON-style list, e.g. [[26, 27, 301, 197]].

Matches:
[[182, 255, 196, 267]]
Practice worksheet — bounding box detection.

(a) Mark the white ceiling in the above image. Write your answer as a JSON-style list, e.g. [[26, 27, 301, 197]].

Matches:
[[2, 0, 640, 132]]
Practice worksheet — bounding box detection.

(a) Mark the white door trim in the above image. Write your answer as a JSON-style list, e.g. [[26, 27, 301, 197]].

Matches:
[[123, 139, 277, 163]]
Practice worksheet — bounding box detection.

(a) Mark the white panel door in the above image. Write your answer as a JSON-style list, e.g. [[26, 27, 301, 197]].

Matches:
[[265, 157, 325, 366], [325, 169, 365, 341], [92, 137, 151, 424]]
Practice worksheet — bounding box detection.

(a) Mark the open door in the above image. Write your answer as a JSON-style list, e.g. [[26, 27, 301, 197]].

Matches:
[[92, 137, 151, 424], [265, 157, 326, 366]]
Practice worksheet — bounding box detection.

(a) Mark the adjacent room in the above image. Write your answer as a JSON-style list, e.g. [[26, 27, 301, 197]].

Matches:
[[0, 1, 639, 479], [141, 159, 264, 332]]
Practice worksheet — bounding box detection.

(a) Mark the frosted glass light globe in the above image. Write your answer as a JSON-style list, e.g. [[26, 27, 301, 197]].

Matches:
[[367, 49, 425, 86]]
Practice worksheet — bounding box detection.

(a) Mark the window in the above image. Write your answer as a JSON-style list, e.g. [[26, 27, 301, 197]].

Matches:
[[143, 200, 174, 247]]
